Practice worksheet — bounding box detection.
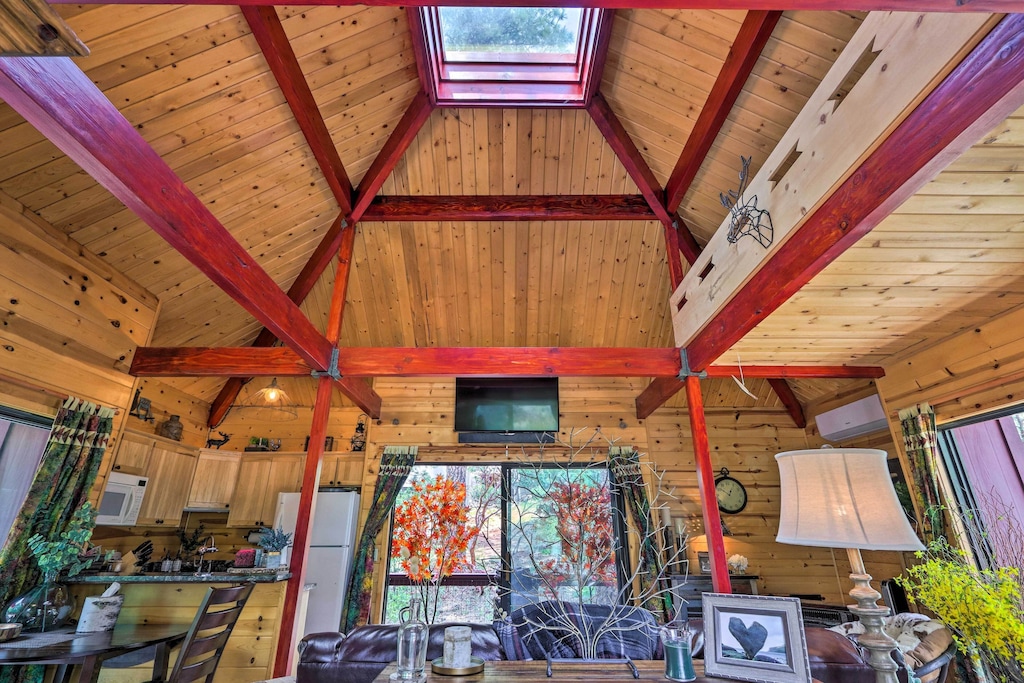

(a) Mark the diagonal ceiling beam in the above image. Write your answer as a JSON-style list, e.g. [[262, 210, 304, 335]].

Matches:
[[665, 10, 782, 214], [361, 195, 657, 222], [45, 0, 1024, 11], [133, 345, 883, 380], [205, 91, 432, 423], [767, 377, 806, 429], [0, 56, 333, 372], [684, 13, 1024, 373], [242, 5, 352, 215]]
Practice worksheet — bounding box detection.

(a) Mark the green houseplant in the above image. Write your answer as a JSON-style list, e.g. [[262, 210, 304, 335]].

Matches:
[[256, 526, 293, 569], [5, 503, 107, 631]]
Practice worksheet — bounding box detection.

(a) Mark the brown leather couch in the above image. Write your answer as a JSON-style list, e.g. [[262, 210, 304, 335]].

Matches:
[[297, 623, 503, 683]]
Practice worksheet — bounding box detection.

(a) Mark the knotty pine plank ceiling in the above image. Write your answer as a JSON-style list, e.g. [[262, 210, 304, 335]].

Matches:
[[1, 6, 1021, 411]]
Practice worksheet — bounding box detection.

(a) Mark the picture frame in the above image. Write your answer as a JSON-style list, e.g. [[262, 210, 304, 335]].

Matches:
[[702, 593, 811, 683], [697, 551, 711, 574]]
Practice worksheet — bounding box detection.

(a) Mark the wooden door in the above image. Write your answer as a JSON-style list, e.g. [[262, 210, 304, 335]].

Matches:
[[187, 450, 241, 510], [228, 455, 273, 527], [112, 432, 154, 475], [260, 454, 304, 528], [135, 444, 197, 526], [318, 453, 342, 487]]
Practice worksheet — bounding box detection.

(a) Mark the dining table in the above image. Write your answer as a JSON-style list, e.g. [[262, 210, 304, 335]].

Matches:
[[0, 623, 190, 683]]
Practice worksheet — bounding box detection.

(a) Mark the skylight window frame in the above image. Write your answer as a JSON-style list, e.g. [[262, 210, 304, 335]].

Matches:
[[413, 6, 612, 108]]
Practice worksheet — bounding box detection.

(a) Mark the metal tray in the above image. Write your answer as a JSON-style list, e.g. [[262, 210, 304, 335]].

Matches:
[[430, 655, 485, 676]]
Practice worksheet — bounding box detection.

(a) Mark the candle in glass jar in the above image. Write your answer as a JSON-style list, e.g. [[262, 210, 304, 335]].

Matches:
[[443, 626, 472, 668]]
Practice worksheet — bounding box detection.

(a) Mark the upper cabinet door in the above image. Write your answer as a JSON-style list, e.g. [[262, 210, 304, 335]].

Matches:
[[112, 432, 154, 475], [187, 450, 241, 510], [135, 444, 198, 526]]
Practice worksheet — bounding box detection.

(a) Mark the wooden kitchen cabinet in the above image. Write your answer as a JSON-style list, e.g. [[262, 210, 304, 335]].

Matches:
[[187, 449, 241, 510], [227, 454, 303, 528], [318, 452, 364, 488], [121, 435, 199, 526], [111, 431, 154, 475]]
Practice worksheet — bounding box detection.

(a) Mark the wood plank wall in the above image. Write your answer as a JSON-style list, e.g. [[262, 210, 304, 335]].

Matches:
[[0, 190, 159, 500]]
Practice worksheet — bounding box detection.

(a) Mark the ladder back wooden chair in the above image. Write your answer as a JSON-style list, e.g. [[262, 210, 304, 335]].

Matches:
[[164, 582, 255, 683]]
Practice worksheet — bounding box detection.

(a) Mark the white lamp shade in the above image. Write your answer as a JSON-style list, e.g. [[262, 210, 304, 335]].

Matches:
[[775, 448, 924, 552]]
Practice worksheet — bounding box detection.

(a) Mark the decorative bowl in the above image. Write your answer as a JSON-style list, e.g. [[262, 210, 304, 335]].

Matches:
[[0, 623, 22, 642]]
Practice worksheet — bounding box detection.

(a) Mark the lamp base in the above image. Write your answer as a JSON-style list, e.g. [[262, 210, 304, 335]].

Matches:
[[847, 570, 899, 683]]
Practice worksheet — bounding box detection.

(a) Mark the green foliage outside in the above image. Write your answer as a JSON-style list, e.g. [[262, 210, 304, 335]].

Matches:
[[26, 503, 105, 579], [439, 7, 577, 54]]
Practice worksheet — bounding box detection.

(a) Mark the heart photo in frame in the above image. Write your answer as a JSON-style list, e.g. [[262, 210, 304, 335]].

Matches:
[[702, 593, 811, 683]]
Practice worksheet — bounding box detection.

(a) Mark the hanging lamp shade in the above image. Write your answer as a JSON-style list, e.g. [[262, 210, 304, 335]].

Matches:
[[234, 377, 298, 422], [775, 448, 923, 552]]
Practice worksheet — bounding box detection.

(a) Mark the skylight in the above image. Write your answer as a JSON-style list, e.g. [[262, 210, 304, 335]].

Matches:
[[415, 6, 610, 107]]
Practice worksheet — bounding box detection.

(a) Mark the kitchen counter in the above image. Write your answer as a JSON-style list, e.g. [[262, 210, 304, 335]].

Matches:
[[66, 570, 291, 584]]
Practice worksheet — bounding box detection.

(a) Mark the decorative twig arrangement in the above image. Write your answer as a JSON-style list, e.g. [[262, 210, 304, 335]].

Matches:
[[720, 156, 774, 249]]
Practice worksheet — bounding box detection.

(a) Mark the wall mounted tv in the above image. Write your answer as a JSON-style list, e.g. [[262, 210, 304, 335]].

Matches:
[[454, 378, 559, 433]]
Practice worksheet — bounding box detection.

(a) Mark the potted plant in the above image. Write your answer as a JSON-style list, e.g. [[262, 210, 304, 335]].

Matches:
[[5, 503, 109, 631], [256, 526, 293, 569], [177, 523, 206, 569]]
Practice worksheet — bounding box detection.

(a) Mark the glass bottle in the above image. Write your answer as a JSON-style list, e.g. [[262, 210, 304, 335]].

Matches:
[[392, 597, 428, 681]]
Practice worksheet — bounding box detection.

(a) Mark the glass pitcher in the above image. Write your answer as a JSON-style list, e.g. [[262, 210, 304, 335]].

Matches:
[[660, 621, 697, 682], [392, 597, 428, 681]]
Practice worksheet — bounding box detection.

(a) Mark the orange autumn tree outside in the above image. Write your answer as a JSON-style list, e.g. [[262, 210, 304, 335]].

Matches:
[[391, 475, 481, 622]]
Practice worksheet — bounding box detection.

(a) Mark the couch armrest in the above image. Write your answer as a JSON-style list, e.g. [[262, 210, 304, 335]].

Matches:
[[299, 632, 348, 664]]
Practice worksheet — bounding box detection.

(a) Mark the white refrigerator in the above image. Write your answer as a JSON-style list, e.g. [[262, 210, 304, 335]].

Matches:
[[275, 491, 360, 635]]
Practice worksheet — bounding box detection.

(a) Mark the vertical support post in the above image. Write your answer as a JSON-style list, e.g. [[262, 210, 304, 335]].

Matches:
[[274, 223, 357, 676], [685, 375, 731, 593]]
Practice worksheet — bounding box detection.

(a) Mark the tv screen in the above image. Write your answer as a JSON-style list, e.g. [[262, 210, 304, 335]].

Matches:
[[454, 378, 559, 433]]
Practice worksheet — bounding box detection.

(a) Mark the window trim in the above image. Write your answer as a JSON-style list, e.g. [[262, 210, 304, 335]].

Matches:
[[413, 7, 612, 107]]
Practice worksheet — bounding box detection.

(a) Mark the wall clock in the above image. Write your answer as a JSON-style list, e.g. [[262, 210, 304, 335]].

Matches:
[[715, 467, 747, 514]]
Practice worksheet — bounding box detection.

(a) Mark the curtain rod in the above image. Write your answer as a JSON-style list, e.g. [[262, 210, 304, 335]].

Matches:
[[0, 372, 69, 401]]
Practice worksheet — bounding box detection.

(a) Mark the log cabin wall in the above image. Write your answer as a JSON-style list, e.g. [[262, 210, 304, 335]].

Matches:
[[0, 190, 159, 500], [353, 376, 864, 620]]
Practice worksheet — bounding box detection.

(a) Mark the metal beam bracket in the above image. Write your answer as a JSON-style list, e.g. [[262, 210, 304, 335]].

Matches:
[[677, 348, 707, 380], [311, 348, 341, 381]]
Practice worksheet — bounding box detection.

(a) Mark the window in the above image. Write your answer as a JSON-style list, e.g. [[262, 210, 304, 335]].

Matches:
[[0, 407, 52, 541], [414, 6, 611, 107], [383, 462, 626, 623]]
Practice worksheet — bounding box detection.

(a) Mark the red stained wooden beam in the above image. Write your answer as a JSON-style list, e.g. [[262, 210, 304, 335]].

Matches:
[[360, 195, 657, 222], [46, 0, 1024, 10], [0, 56, 333, 372], [351, 90, 433, 221], [665, 10, 782, 214], [685, 376, 731, 594], [636, 377, 684, 420], [587, 93, 672, 225], [133, 347, 312, 377], [767, 377, 806, 429], [686, 14, 1024, 372], [242, 6, 352, 214]]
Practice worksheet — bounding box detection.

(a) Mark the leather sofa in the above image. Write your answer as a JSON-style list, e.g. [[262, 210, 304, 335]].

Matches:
[[297, 620, 953, 683], [297, 623, 503, 683]]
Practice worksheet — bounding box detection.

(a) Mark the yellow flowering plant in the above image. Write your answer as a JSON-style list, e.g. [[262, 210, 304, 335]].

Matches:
[[897, 536, 1024, 682]]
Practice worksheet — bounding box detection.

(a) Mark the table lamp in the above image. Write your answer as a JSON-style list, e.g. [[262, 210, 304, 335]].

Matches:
[[775, 447, 924, 683]]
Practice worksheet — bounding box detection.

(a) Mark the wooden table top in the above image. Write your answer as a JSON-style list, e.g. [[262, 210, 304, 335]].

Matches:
[[0, 623, 189, 665], [374, 659, 823, 682]]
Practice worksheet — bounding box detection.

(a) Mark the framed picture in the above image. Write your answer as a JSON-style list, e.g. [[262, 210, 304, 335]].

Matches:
[[697, 551, 711, 574], [702, 594, 811, 683]]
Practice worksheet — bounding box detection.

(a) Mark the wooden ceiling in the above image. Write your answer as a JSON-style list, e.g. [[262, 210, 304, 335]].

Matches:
[[1, 3, 1021, 414]]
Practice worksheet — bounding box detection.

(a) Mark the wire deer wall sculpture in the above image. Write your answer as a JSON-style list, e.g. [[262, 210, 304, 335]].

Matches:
[[720, 156, 774, 249]]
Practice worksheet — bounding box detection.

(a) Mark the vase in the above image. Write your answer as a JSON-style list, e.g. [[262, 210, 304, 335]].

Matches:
[[4, 572, 76, 632], [264, 551, 282, 569], [392, 597, 428, 681], [158, 414, 183, 441]]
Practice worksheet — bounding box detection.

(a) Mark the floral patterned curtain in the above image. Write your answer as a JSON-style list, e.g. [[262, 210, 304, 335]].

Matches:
[[608, 445, 668, 619], [898, 403, 946, 544], [0, 398, 114, 683], [340, 446, 416, 633]]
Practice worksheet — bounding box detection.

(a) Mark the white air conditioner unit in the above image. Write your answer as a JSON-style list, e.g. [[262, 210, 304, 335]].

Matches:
[[815, 393, 888, 442]]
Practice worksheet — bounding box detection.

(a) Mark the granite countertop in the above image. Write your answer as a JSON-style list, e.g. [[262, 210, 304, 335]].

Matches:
[[66, 570, 292, 584]]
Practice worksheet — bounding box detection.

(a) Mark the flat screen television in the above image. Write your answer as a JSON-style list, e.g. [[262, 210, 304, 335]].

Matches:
[[454, 378, 559, 433]]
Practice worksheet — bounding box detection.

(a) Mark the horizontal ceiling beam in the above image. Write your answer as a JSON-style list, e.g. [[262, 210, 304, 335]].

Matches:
[[0, 56, 334, 372], [683, 13, 1024, 372], [45, 0, 1023, 9], [132, 345, 883, 380], [360, 195, 657, 222]]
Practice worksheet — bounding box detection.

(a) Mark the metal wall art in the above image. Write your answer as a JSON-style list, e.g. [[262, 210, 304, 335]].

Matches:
[[720, 156, 774, 249]]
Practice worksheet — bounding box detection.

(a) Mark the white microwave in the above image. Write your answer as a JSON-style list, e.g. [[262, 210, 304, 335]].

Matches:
[[96, 471, 149, 526]]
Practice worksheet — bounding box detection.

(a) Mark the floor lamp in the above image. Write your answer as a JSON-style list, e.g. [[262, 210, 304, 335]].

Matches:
[[775, 448, 924, 683]]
